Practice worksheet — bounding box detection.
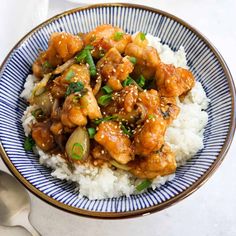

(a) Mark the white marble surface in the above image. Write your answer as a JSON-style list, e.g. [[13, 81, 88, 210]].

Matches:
[[0, 0, 236, 235]]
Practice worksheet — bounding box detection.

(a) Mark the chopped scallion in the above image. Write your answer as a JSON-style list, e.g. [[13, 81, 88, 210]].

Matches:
[[122, 76, 133, 87], [87, 127, 96, 139], [129, 56, 137, 65], [65, 82, 84, 96], [114, 32, 124, 41], [102, 85, 113, 94], [71, 142, 84, 160], [137, 75, 145, 88], [24, 136, 35, 151], [31, 108, 44, 121], [93, 115, 118, 125], [86, 50, 97, 77], [136, 179, 152, 192], [75, 50, 87, 63], [98, 94, 112, 106], [120, 124, 132, 137], [65, 70, 75, 81], [140, 32, 146, 41]]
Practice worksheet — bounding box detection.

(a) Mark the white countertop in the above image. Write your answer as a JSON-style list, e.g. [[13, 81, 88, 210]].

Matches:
[[1, 0, 236, 235]]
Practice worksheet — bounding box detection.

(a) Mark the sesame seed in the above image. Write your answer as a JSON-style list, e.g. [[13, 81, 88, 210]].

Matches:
[[101, 150, 105, 154], [101, 134, 104, 139]]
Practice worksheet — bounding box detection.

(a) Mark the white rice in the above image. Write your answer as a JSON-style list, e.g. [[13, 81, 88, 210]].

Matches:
[[21, 33, 209, 199]]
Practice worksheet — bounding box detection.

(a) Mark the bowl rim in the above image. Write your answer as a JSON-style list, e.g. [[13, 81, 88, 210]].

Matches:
[[0, 3, 235, 219]]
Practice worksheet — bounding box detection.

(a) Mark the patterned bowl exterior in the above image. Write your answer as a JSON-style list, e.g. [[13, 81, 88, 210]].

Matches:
[[0, 4, 235, 218]]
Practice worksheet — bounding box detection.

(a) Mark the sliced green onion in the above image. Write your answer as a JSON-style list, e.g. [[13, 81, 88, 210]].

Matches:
[[84, 45, 94, 50], [102, 85, 113, 94], [129, 56, 137, 65], [122, 76, 143, 91], [120, 124, 132, 137], [122, 76, 133, 87], [140, 32, 146, 41], [86, 50, 97, 77], [75, 50, 87, 63], [93, 115, 118, 125], [114, 32, 124, 41], [24, 136, 35, 151], [65, 81, 84, 96], [136, 179, 152, 192], [137, 75, 145, 88], [87, 127, 96, 139], [42, 61, 53, 73], [65, 70, 75, 81], [31, 108, 44, 121], [75, 45, 94, 63], [71, 142, 84, 160], [98, 94, 112, 106]]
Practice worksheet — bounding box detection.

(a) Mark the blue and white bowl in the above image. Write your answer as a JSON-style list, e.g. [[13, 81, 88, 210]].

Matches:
[[0, 4, 235, 218]]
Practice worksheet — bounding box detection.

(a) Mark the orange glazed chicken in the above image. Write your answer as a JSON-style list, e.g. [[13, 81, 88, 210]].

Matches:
[[22, 24, 202, 197]]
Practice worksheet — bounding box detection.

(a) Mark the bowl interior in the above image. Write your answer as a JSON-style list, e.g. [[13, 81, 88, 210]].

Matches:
[[0, 4, 234, 218]]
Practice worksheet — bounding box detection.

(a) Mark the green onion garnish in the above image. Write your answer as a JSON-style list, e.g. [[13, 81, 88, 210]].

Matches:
[[102, 85, 113, 94], [88, 127, 96, 139], [122, 76, 133, 87], [71, 142, 84, 160], [93, 115, 118, 125], [114, 32, 124, 41], [120, 124, 132, 137], [84, 45, 94, 50], [86, 50, 97, 77], [75, 50, 87, 63], [74, 45, 94, 63], [129, 57, 137, 65], [42, 61, 52, 71], [24, 136, 35, 151], [136, 179, 152, 192], [140, 32, 146, 41], [122, 76, 143, 91], [65, 81, 84, 96], [98, 94, 112, 106], [31, 108, 44, 121], [65, 70, 75, 81], [137, 75, 145, 88]]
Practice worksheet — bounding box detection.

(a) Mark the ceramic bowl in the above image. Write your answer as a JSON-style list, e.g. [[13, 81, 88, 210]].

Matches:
[[0, 4, 235, 218]]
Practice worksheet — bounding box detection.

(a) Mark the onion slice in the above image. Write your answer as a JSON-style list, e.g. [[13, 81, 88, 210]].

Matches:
[[110, 160, 131, 171], [53, 58, 75, 75]]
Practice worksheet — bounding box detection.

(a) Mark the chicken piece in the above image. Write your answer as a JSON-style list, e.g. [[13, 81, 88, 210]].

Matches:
[[125, 43, 160, 68], [155, 62, 195, 97], [33, 32, 83, 78], [50, 121, 63, 135], [61, 94, 87, 128], [102, 85, 138, 119], [160, 97, 180, 125], [80, 87, 102, 120], [138, 89, 161, 116], [94, 121, 134, 164], [134, 115, 166, 156], [97, 48, 134, 91], [129, 144, 176, 179], [83, 24, 131, 58], [32, 121, 55, 151], [92, 145, 111, 161], [132, 64, 157, 80], [51, 64, 90, 98]]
